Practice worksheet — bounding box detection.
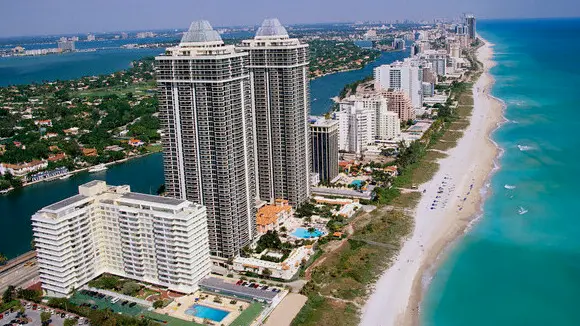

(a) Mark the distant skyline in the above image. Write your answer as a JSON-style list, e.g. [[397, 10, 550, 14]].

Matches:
[[2, 0, 580, 37]]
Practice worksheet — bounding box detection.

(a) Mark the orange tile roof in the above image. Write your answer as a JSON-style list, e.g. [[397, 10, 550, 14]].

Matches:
[[256, 201, 292, 226], [82, 148, 98, 157]]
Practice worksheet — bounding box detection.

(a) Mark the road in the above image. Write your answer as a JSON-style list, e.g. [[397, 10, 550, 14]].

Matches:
[[0, 254, 39, 293]]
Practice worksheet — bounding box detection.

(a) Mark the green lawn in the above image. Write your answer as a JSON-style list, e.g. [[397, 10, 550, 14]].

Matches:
[[142, 311, 203, 326], [230, 302, 265, 326]]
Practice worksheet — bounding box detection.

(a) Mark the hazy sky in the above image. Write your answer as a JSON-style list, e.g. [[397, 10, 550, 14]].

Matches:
[[1, 0, 580, 37]]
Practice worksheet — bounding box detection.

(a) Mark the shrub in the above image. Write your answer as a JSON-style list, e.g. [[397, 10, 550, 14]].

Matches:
[[121, 282, 141, 296], [152, 300, 164, 309]]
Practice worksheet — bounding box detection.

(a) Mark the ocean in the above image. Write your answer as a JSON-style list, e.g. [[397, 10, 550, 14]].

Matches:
[[0, 43, 409, 259], [422, 18, 580, 325]]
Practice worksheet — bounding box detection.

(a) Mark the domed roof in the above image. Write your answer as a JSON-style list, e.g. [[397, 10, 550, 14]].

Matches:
[[181, 20, 222, 43], [255, 18, 289, 38]]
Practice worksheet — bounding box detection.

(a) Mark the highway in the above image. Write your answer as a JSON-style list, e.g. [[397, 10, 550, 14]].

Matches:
[[0, 252, 40, 292]]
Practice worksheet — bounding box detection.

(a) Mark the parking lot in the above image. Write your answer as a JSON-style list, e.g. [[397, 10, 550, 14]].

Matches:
[[0, 303, 85, 326], [70, 290, 144, 316]]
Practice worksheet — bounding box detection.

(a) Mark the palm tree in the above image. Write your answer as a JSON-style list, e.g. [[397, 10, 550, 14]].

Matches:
[[0, 252, 7, 265]]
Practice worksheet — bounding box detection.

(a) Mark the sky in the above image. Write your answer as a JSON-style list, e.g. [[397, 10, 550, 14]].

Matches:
[[1, 0, 580, 37]]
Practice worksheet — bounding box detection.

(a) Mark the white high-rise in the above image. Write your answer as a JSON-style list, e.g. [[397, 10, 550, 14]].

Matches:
[[32, 180, 211, 297], [374, 61, 423, 108], [337, 94, 400, 155], [156, 21, 257, 258]]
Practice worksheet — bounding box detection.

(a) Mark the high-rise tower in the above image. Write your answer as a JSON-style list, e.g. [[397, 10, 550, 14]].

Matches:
[[155, 21, 256, 258], [239, 18, 311, 207], [465, 14, 476, 40]]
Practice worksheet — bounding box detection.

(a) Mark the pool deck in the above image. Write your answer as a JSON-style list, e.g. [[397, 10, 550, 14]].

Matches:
[[157, 292, 249, 325]]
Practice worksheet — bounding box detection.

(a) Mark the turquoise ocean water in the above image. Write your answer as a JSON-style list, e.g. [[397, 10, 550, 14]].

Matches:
[[422, 18, 580, 325]]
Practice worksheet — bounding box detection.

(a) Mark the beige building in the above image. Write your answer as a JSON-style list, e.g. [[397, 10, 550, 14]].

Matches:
[[382, 90, 416, 122], [32, 180, 211, 297]]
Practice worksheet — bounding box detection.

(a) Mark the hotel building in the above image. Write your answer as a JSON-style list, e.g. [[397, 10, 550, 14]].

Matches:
[[239, 18, 311, 207], [31, 180, 210, 297], [155, 20, 257, 258]]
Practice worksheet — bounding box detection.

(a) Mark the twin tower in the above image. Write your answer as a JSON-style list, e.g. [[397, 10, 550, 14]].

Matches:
[[155, 19, 311, 258]]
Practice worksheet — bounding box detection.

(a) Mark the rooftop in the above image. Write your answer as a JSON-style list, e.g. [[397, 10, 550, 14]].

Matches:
[[44, 194, 88, 211], [199, 277, 278, 302], [255, 18, 289, 39], [180, 20, 222, 44], [120, 192, 188, 206]]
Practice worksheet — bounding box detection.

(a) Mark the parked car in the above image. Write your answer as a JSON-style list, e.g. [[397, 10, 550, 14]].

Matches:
[[121, 300, 129, 306], [129, 302, 137, 307]]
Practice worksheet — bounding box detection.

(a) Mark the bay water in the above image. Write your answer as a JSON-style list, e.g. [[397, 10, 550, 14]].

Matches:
[[0, 45, 408, 259]]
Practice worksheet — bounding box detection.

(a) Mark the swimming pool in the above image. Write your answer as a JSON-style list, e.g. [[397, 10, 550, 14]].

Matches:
[[184, 304, 229, 322], [351, 180, 364, 187], [292, 227, 325, 239]]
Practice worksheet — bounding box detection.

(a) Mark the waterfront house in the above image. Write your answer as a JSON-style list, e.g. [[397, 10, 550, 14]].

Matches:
[[0, 160, 48, 178]]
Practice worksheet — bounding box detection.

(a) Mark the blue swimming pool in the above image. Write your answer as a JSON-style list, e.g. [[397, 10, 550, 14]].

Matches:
[[292, 227, 325, 239], [351, 180, 364, 187], [184, 304, 229, 322]]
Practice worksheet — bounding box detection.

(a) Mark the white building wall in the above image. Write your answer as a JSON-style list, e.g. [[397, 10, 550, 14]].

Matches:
[[374, 62, 423, 108], [32, 181, 211, 297]]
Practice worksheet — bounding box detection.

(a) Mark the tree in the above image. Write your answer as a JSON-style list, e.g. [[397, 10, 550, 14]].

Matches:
[[262, 268, 272, 277], [0, 252, 7, 265], [41, 311, 51, 323], [121, 281, 141, 296], [64, 319, 77, 326], [307, 227, 316, 233], [153, 300, 164, 309], [3, 285, 15, 302], [156, 184, 165, 195]]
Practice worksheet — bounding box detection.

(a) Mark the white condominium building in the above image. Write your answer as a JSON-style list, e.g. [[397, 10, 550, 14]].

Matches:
[[32, 180, 211, 297], [374, 60, 423, 108], [419, 50, 448, 76], [337, 94, 401, 155]]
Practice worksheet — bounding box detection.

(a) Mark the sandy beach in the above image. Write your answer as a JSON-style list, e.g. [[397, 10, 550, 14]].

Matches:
[[359, 38, 504, 326]]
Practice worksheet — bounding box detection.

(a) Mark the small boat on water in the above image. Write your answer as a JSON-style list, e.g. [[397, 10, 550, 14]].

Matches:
[[518, 206, 528, 215], [59, 174, 72, 180], [88, 164, 108, 173]]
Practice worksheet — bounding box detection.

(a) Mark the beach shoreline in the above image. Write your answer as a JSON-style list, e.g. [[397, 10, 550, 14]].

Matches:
[[359, 38, 505, 326]]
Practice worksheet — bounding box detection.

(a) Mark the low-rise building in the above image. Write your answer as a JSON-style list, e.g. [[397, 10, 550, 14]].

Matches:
[[232, 246, 314, 280], [256, 199, 292, 234], [0, 160, 48, 177], [31, 180, 211, 297]]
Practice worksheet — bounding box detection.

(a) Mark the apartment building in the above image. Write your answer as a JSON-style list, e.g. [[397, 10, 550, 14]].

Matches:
[[382, 90, 416, 122], [239, 18, 311, 207], [31, 180, 210, 297], [374, 60, 423, 108], [155, 20, 257, 258], [337, 94, 401, 155]]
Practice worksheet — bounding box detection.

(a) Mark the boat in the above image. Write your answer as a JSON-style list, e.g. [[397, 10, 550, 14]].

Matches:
[[59, 174, 72, 180], [518, 206, 528, 215], [88, 164, 108, 173]]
